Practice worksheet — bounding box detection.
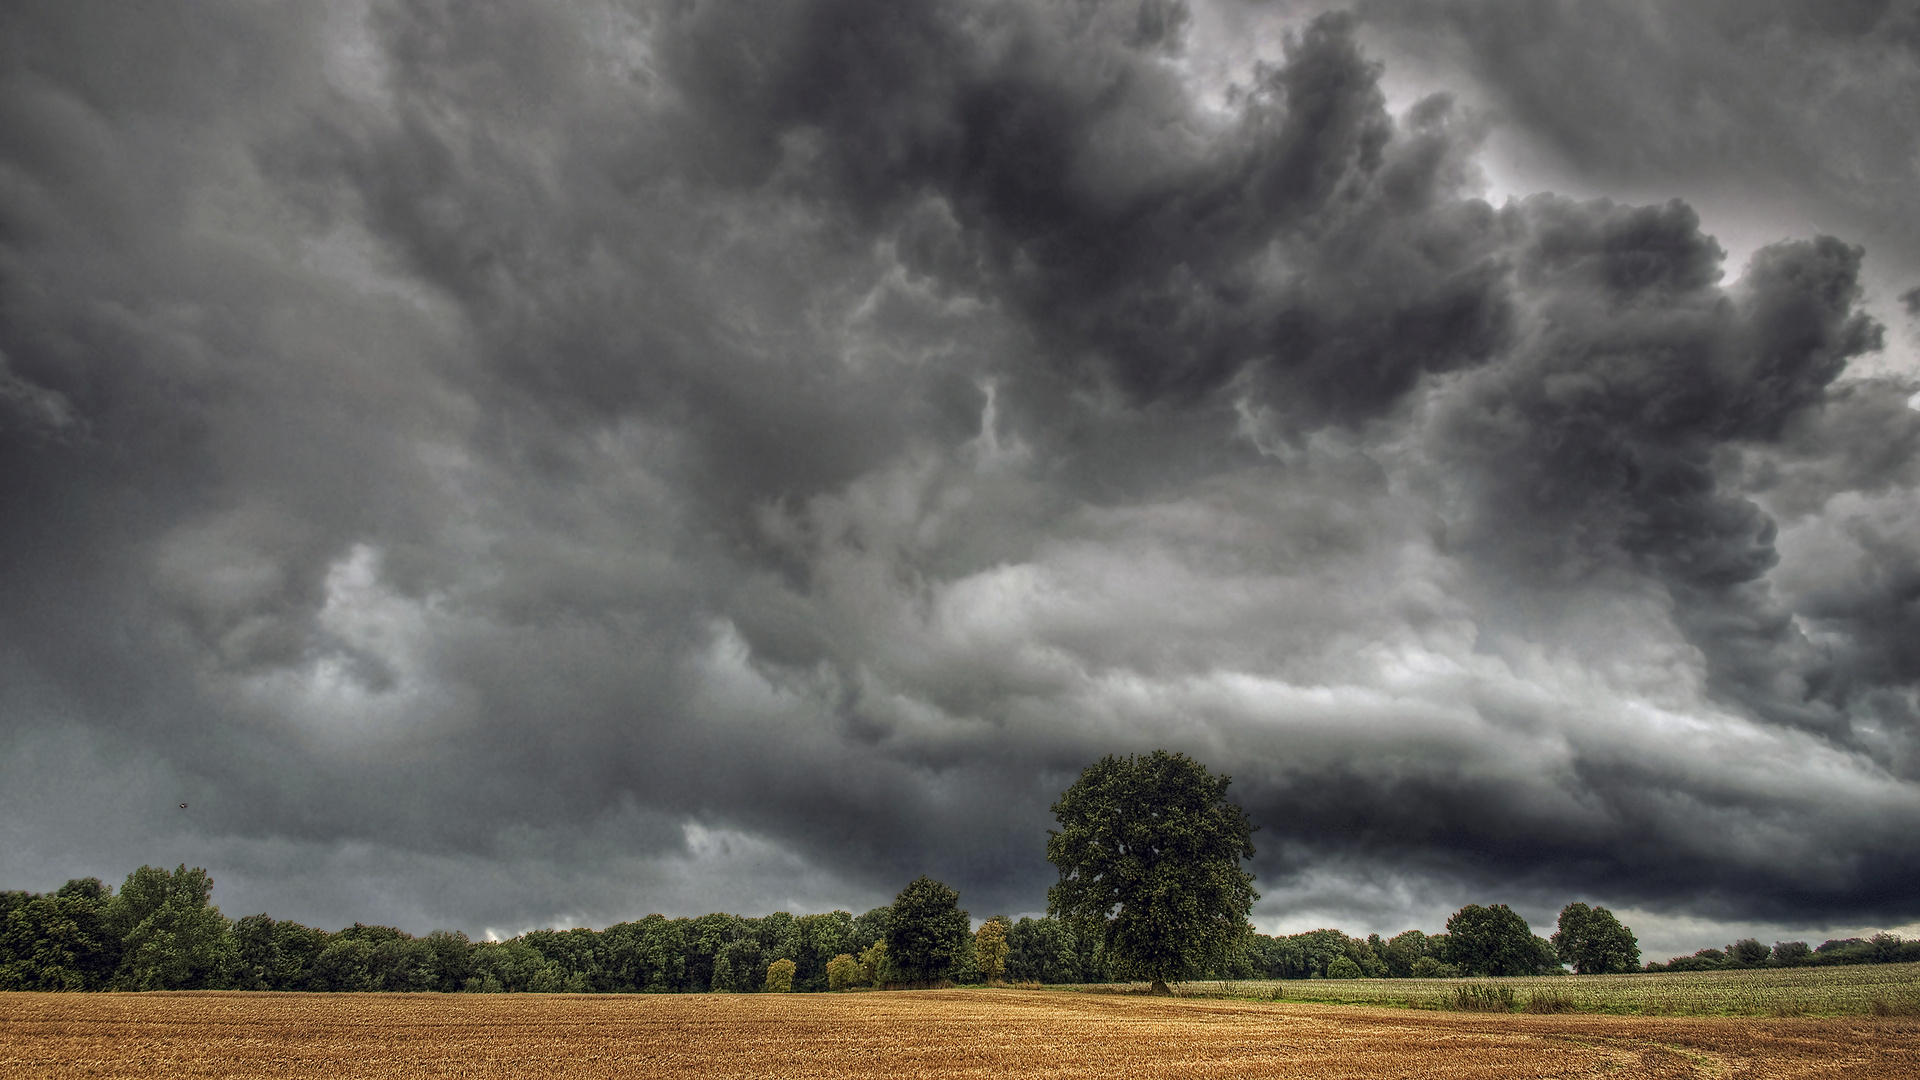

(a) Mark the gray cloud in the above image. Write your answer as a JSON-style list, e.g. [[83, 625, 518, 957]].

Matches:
[[1, 0, 1917, 952]]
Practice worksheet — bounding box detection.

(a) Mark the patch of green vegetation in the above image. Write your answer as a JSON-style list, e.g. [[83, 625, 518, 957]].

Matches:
[[1057, 961, 1920, 1017]]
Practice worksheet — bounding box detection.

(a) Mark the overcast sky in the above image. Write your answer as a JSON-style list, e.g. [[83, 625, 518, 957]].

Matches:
[[3, 0, 1919, 962]]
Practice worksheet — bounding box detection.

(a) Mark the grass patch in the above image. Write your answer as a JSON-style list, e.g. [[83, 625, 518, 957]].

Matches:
[[1056, 960, 1920, 1018], [1453, 984, 1517, 1012], [1523, 987, 1577, 1014]]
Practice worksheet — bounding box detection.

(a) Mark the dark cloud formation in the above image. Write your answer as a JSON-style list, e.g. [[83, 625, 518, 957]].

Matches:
[[2, 0, 1917, 953]]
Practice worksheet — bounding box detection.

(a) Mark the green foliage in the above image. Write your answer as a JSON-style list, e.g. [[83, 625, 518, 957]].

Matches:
[[825, 952, 862, 990], [0, 881, 118, 991], [1452, 983, 1517, 1011], [1727, 938, 1771, 968], [1646, 933, 1920, 974], [713, 937, 764, 992], [974, 916, 1010, 983], [275, 920, 329, 990], [602, 915, 686, 992], [858, 938, 891, 988], [849, 906, 890, 956], [468, 938, 554, 992], [792, 911, 855, 991], [228, 914, 281, 991], [1005, 915, 1089, 984], [887, 877, 969, 985], [1046, 751, 1257, 990], [1380, 930, 1432, 978], [765, 956, 796, 992], [3, 860, 1909, 996], [682, 912, 745, 991], [107, 865, 233, 990], [1551, 903, 1640, 974], [423, 930, 475, 992], [1772, 940, 1812, 966], [1443, 904, 1540, 977], [1325, 956, 1363, 979], [1190, 961, 1920, 1017]]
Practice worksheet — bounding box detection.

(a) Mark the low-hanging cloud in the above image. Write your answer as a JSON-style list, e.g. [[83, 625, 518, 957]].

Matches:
[[1, 0, 1916, 949]]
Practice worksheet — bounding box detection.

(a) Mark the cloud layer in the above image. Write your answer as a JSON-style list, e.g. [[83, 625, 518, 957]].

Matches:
[[2, 0, 1917, 950]]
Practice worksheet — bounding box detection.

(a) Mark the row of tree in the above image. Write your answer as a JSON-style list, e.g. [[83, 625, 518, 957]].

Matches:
[[1647, 934, 1920, 972], [4, 754, 1910, 993], [2, 862, 1912, 994]]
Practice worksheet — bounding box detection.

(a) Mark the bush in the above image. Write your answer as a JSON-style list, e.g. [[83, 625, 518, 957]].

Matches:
[[1410, 957, 1460, 978], [1326, 957, 1363, 979], [1451, 983, 1516, 1012], [825, 953, 861, 990], [1728, 939, 1771, 968], [765, 958, 796, 993], [1772, 941, 1812, 967], [859, 940, 890, 988], [1869, 990, 1920, 1017], [975, 918, 1010, 984]]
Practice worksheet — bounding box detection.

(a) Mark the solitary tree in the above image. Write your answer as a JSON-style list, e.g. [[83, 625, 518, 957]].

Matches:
[[1551, 903, 1640, 974], [1046, 751, 1257, 994], [887, 877, 969, 986]]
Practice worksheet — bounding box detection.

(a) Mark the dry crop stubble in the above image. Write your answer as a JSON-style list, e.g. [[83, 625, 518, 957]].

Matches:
[[2, 989, 1917, 1078]]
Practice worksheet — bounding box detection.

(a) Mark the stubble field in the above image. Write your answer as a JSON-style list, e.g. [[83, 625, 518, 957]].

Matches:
[[3, 988, 1917, 1079]]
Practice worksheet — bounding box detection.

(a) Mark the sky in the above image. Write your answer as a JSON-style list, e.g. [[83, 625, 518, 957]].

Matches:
[[2, 0, 1918, 963]]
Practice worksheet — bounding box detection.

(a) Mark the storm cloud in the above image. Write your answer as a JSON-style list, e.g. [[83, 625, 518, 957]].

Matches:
[[3, 0, 1918, 956]]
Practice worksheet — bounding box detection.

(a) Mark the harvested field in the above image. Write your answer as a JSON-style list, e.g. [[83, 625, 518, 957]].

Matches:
[[4, 989, 1919, 1079]]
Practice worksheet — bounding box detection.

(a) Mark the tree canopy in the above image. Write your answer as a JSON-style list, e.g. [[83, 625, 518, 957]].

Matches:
[[1444, 903, 1555, 976], [1045, 750, 1257, 993], [886, 876, 969, 986], [1552, 903, 1641, 974], [24, 858, 1920, 993]]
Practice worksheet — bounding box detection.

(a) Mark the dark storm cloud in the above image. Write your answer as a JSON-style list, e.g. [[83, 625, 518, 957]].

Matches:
[[1353, 0, 1920, 336], [2, 0, 1918, 945]]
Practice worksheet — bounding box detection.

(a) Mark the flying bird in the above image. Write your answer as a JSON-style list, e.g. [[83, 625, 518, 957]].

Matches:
[[179, 803, 187, 809]]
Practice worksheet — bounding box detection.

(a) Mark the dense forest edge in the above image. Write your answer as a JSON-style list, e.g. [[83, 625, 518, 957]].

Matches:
[[4, 864, 1917, 994]]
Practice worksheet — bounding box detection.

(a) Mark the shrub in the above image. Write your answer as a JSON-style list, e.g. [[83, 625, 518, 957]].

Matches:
[[765, 958, 795, 993], [1771, 941, 1812, 967], [825, 953, 861, 990], [1451, 983, 1516, 1012], [1869, 988, 1920, 1017], [859, 939, 891, 988], [1410, 957, 1460, 978], [1326, 957, 1363, 979], [975, 918, 1011, 984]]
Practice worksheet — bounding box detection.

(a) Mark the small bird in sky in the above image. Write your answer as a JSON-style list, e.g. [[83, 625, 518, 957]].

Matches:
[[179, 803, 188, 809]]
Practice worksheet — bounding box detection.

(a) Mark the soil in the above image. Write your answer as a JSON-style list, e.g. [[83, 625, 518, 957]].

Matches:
[[3, 987, 1916, 1078]]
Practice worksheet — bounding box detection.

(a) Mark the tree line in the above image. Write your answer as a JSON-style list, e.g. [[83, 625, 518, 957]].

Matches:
[[1646, 934, 1920, 972], [3, 863, 1914, 994], [5, 753, 1914, 993]]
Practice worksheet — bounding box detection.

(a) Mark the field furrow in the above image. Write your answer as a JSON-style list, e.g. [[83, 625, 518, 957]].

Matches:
[[3, 989, 1917, 1079]]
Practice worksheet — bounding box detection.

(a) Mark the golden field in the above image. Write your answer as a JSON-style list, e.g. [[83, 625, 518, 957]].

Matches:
[[3, 988, 1918, 1079]]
